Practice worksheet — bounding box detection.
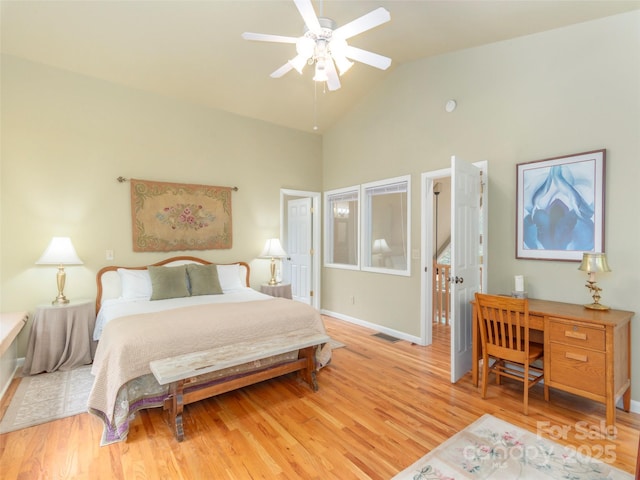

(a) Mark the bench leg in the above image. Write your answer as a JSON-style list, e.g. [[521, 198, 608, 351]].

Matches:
[[167, 380, 185, 442], [298, 346, 318, 391], [160, 343, 324, 442]]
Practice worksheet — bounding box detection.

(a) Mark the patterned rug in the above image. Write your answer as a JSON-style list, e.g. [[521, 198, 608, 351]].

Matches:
[[0, 365, 93, 434], [393, 414, 633, 479]]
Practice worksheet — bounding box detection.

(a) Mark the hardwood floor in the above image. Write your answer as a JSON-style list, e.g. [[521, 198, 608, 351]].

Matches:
[[1, 316, 638, 479]]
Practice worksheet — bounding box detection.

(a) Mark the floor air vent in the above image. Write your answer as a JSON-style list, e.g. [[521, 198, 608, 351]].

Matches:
[[372, 332, 400, 343]]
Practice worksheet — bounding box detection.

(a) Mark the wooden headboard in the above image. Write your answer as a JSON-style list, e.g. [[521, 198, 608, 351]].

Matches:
[[95, 256, 251, 313]]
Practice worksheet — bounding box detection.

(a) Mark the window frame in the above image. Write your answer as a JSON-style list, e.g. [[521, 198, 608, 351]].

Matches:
[[361, 175, 411, 276], [323, 185, 360, 270]]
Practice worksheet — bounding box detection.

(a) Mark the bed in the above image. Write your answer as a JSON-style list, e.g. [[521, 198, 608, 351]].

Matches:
[[88, 256, 331, 445]]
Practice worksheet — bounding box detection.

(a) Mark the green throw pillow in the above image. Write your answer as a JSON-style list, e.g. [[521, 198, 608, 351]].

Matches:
[[148, 265, 190, 300], [186, 263, 223, 296]]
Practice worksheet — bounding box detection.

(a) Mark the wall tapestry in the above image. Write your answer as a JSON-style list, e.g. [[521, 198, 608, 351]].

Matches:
[[131, 178, 232, 252], [516, 149, 605, 261]]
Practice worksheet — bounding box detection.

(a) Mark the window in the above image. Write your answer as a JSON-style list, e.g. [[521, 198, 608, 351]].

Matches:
[[362, 175, 411, 276], [324, 186, 359, 269]]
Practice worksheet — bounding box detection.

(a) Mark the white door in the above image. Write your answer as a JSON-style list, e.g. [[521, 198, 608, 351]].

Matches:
[[287, 198, 312, 304], [450, 156, 482, 383]]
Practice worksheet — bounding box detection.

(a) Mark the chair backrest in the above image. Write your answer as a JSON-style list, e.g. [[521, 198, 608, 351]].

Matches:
[[475, 293, 530, 363]]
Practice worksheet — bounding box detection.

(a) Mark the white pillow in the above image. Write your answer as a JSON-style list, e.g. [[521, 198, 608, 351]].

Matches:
[[216, 264, 244, 292], [117, 268, 152, 299]]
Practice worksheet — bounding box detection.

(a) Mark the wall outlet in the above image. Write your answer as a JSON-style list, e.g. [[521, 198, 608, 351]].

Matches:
[[350, 295, 355, 305], [106, 249, 114, 260]]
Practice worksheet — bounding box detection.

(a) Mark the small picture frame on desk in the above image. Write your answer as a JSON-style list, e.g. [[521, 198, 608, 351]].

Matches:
[[516, 149, 605, 261]]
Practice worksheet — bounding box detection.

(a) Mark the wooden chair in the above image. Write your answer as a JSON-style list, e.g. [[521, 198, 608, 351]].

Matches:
[[475, 293, 549, 415]]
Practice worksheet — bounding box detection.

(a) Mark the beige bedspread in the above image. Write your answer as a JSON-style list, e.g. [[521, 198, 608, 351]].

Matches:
[[88, 297, 328, 425]]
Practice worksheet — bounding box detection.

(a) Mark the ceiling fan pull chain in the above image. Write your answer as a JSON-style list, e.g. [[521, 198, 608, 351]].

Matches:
[[313, 81, 319, 131]]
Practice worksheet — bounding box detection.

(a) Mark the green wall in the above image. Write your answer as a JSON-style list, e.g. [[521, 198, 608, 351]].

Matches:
[[322, 12, 640, 399], [0, 55, 322, 355]]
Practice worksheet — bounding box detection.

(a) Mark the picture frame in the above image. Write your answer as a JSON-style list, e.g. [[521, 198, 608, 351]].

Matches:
[[131, 178, 233, 252], [516, 149, 605, 261]]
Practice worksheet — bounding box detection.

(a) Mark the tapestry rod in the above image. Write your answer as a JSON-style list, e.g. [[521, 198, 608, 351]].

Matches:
[[116, 177, 238, 191]]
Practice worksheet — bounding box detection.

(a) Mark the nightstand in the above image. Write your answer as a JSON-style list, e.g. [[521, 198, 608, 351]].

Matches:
[[260, 283, 292, 299], [23, 299, 97, 375]]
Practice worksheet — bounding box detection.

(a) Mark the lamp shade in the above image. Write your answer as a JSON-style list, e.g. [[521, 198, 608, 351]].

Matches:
[[36, 237, 83, 265], [578, 252, 611, 273], [260, 238, 287, 258], [372, 238, 391, 254]]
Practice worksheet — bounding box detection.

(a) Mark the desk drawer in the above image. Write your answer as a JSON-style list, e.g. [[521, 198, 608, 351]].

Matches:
[[529, 314, 544, 331], [548, 319, 605, 351], [548, 343, 605, 396]]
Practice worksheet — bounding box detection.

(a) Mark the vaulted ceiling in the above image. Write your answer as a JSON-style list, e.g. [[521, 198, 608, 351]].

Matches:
[[2, 1, 638, 133]]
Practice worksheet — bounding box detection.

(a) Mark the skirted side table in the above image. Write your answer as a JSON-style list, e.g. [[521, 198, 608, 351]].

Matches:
[[23, 299, 97, 375], [260, 283, 292, 299]]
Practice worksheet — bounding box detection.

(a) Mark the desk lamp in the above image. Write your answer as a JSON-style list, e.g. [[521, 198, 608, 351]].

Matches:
[[578, 252, 611, 310], [260, 238, 287, 286], [36, 237, 83, 305]]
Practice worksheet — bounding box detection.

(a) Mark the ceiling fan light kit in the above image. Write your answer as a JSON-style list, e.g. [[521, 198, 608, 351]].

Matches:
[[242, 0, 391, 92]]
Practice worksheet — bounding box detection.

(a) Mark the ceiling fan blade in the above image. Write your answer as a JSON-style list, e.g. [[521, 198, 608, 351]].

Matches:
[[242, 32, 298, 44], [287, 53, 309, 74], [345, 46, 392, 70], [333, 7, 390, 40], [270, 62, 294, 78], [325, 57, 341, 91], [293, 0, 321, 35]]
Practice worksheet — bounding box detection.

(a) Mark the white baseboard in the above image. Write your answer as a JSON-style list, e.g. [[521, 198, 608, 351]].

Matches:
[[321, 310, 640, 415], [618, 397, 640, 415]]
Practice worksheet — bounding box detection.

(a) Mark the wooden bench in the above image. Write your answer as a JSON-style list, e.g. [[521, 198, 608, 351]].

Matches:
[[1, 312, 28, 400], [150, 331, 330, 441]]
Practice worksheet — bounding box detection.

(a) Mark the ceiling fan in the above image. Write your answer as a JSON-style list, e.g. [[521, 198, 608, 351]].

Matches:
[[241, 0, 391, 91]]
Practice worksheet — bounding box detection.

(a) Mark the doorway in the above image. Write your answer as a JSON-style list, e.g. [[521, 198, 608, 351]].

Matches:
[[280, 189, 322, 310], [420, 159, 488, 381]]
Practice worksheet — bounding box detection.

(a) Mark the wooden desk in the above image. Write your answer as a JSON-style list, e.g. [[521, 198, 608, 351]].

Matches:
[[471, 298, 633, 426]]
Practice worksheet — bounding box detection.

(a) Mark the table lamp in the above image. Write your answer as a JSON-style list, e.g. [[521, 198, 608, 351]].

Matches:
[[36, 237, 83, 305], [372, 238, 391, 267], [578, 252, 611, 310], [260, 238, 287, 286]]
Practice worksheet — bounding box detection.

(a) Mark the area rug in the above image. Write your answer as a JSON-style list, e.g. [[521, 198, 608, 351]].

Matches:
[[329, 338, 346, 349], [0, 365, 93, 434], [393, 414, 633, 479]]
